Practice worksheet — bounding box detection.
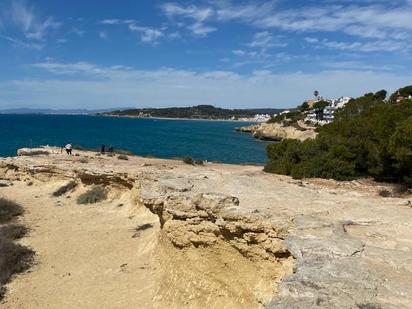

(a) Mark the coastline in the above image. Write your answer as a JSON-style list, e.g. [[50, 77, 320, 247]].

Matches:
[[1, 147, 411, 308], [98, 113, 260, 123]]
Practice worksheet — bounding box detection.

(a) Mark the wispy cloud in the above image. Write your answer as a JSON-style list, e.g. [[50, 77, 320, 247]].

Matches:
[[0, 34, 42, 49], [160, 2, 216, 37], [99, 19, 135, 25], [305, 37, 410, 53], [98, 31, 108, 40], [247, 31, 286, 50], [10, 0, 60, 41], [128, 24, 164, 43], [99, 18, 165, 44], [0, 0, 60, 49], [4, 60, 410, 109], [159, 1, 412, 53]]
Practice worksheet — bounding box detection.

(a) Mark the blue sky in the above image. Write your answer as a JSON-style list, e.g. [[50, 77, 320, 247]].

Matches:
[[1, 0, 412, 109]]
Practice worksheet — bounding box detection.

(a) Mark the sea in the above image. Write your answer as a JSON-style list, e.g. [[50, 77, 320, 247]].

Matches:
[[0, 114, 272, 164]]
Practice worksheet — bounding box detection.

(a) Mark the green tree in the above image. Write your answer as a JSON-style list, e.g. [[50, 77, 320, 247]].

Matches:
[[265, 88, 412, 185]]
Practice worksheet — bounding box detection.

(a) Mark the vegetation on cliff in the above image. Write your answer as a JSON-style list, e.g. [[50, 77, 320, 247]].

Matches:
[[265, 87, 412, 184]]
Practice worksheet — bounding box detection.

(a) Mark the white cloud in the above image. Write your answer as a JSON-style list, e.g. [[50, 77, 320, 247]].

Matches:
[[128, 24, 164, 43], [188, 22, 216, 37], [2, 60, 410, 109]]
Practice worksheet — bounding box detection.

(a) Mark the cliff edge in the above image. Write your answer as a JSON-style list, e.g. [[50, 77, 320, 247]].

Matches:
[[0, 147, 411, 308]]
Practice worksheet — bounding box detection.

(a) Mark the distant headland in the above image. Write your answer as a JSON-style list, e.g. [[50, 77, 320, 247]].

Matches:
[[99, 105, 287, 122]]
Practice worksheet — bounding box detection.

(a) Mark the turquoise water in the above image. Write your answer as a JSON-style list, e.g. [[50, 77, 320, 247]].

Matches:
[[0, 115, 271, 164]]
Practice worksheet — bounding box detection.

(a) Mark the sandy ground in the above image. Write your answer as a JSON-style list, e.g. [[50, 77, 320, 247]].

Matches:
[[1, 181, 160, 309], [1, 147, 412, 308]]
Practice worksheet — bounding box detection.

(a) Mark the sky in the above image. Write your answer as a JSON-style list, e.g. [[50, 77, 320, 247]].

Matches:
[[0, 0, 412, 110]]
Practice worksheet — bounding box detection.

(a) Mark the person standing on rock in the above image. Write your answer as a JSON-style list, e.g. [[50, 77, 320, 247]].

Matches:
[[65, 143, 73, 155]]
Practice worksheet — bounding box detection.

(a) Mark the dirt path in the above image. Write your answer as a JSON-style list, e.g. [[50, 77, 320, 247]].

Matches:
[[1, 182, 160, 309]]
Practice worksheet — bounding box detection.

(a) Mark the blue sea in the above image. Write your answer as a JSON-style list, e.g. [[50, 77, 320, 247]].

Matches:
[[0, 115, 271, 164]]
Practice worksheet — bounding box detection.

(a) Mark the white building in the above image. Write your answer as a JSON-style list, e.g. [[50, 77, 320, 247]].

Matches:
[[253, 114, 271, 122], [305, 96, 352, 125]]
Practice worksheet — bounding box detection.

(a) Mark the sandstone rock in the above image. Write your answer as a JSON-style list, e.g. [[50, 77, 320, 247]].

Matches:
[[0, 180, 12, 187], [159, 178, 193, 192], [236, 123, 317, 141], [17, 148, 50, 156]]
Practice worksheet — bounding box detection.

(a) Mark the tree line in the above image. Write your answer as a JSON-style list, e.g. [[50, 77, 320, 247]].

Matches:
[[265, 86, 412, 185]]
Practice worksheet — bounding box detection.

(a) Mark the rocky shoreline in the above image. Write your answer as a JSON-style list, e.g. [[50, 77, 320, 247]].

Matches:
[[1, 147, 411, 308], [236, 122, 317, 141]]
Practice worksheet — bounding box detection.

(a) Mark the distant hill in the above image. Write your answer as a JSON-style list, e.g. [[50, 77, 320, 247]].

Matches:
[[101, 105, 287, 120]]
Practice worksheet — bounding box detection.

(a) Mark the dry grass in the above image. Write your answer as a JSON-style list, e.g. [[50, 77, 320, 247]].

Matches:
[[52, 180, 77, 197], [0, 198, 24, 224], [0, 224, 29, 241], [378, 189, 391, 197], [0, 199, 34, 300], [77, 186, 107, 204], [0, 238, 34, 286]]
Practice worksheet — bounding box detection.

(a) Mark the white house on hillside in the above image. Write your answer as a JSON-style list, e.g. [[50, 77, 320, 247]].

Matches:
[[305, 96, 352, 125]]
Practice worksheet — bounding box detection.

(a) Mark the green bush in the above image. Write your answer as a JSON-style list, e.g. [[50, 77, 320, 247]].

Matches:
[[117, 155, 129, 160], [77, 186, 107, 204], [265, 87, 412, 185]]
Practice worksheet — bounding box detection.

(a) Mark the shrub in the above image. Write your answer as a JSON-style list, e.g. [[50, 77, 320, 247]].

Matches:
[[0, 199, 33, 301], [0, 199, 24, 224], [115, 149, 134, 156], [77, 186, 107, 204], [183, 157, 194, 165], [0, 238, 34, 286], [195, 160, 204, 165], [0, 224, 29, 241], [265, 88, 412, 185], [52, 180, 77, 197], [117, 155, 129, 160], [378, 189, 391, 197]]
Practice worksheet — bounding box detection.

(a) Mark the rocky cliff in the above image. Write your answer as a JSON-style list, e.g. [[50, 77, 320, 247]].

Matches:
[[236, 123, 317, 141]]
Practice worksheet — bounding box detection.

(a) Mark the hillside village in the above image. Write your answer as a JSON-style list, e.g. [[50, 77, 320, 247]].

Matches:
[[277, 87, 412, 126], [304, 96, 352, 125], [237, 86, 412, 142]]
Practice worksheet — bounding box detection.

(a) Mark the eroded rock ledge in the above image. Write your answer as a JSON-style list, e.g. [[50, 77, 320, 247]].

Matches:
[[140, 179, 290, 262]]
